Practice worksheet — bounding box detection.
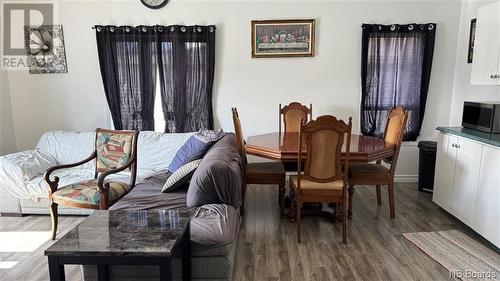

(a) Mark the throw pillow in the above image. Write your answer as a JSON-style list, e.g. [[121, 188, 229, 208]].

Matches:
[[162, 159, 202, 193], [168, 128, 225, 173]]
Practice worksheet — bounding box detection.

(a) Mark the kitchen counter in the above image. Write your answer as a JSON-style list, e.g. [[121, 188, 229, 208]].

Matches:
[[436, 127, 500, 148]]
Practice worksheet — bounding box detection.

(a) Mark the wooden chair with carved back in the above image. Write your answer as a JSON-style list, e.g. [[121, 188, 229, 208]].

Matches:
[[290, 115, 352, 244], [279, 102, 313, 134], [347, 106, 408, 219], [45, 128, 139, 240], [232, 108, 286, 217]]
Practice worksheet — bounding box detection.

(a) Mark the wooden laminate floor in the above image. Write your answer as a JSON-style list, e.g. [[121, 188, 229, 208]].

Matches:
[[0, 183, 494, 281]]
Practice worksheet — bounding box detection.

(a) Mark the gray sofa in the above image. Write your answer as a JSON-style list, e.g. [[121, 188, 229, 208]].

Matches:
[[82, 133, 243, 281]]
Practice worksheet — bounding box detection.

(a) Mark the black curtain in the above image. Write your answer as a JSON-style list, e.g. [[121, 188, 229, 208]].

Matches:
[[361, 23, 436, 141], [95, 25, 157, 131], [157, 25, 216, 133]]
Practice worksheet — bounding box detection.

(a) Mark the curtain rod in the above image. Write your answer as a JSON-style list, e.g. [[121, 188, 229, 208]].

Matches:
[[91, 25, 216, 30]]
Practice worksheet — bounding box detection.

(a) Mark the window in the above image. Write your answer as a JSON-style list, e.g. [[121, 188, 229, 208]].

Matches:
[[360, 24, 436, 141]]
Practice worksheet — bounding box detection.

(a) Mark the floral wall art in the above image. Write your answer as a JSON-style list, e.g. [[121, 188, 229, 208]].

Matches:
[[24, 25, 68, 74]]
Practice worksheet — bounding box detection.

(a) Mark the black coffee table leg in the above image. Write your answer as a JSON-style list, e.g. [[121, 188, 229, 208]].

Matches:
[[97, 265, 109, 281], [159, 258, 172, 281], [182, 224, 191, 281], [48, 256, 65, 281]]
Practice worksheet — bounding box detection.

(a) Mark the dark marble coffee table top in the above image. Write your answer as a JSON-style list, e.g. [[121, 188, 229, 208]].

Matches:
[[45, 210, 189, 257]]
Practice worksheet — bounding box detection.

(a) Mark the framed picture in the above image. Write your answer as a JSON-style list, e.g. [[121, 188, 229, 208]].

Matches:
[[251, 19, 315, 58], [467, 18, 476, 63], [24, 24, 68, 74]]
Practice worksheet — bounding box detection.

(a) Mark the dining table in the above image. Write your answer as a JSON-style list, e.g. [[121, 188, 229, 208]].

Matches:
[[246, 132, 396, 221], [246, 132, 395, 163]]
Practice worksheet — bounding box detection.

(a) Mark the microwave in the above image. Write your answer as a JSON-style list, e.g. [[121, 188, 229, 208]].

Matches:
[[462, 101, 500, 133]]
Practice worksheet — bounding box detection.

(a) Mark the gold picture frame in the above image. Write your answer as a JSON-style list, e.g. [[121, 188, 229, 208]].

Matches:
[[251, 19, 315, 58]]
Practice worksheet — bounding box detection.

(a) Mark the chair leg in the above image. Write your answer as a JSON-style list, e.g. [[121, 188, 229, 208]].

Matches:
[[49, 202, 58, 240], [297, 200, 302, 243], [388, 182, 395, 219], [279, 180, 286, 218], [342, 192, 348, 244], [376, 185, 382, 206], [348, 185, 355, 219], [240, 183, 247, 216]]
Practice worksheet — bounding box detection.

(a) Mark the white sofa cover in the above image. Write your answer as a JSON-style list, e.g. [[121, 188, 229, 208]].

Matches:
[[0, 130, 193, 205]]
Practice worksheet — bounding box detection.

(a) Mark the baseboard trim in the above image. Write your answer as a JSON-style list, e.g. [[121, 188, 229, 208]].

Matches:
[[0, 212, 24, 217], [394, 175, 418, 183]]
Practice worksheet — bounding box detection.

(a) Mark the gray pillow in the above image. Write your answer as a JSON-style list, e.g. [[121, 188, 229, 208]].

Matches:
[[186, 134, 243, 208], [162, 159, 202, 193]]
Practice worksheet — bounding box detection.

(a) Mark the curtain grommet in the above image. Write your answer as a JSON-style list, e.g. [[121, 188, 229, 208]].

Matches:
[[428, 24, 434, 30], [408, 25, 414, 31], [180, 27, 186, 32], [420, 24, 425, 30], [125, 27, 131, 32], [197, 27, 202, 32], [109, 27, 115, 33], [170, 26, 175, 32], [209, 26, 214, 32], [142, 27, 147, 33], [96, 26, 101, 32], [390, 25, 396, 31], [158, 26, 163, 32]]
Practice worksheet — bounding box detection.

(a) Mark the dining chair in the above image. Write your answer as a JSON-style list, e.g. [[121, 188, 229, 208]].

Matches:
[[290, 115, 352, 244], [347, 106, 408, 219], [279, 102, 313, 134], [232, 108, 286, 217], [45, 128, 139, 240]]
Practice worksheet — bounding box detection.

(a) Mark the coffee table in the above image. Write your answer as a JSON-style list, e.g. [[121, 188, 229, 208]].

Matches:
[[45, 209, 190, 281]]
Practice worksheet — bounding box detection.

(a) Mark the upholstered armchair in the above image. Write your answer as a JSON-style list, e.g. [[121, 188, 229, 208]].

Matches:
[[45, 128, 139, 240]]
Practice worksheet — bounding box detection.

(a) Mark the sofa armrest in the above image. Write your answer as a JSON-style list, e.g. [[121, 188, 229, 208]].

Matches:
[[0, 150, 34, 181], [0, 150, 60, 199]]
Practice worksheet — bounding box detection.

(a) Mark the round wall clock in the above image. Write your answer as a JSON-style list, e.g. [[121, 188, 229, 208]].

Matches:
[[140, 0, 169, 9]]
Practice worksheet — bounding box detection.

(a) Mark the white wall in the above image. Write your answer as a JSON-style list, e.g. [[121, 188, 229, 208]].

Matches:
[[4, 0, 463, 179], [449, 0, 500, 125], [0, 70, 17, 155]]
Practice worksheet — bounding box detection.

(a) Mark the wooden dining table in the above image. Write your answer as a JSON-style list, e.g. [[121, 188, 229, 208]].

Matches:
[[246, 132, 395, 221], [246, 132, 395, 163]]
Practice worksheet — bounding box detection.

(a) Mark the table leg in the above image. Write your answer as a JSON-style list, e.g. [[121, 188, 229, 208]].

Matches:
[[159, 258, 172, 281], [182, 224, 191, 281], [97, 265, 109, 281], [48, 256, 65, 281], [348, 185, 355, 218]]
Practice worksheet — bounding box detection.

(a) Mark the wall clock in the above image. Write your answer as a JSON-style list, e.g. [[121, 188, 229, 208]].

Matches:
[[140, 0, 169, 9]]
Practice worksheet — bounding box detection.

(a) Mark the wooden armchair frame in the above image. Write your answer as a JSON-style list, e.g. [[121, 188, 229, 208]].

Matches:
[[45, 128, 139, 240]]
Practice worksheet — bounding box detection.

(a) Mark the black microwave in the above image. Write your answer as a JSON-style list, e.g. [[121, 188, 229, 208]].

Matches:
[[462, 101, 500, 133]]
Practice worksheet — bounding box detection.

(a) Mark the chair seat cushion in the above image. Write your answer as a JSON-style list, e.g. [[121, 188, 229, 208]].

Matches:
[[53, 179, 130, 207], [246, 161, 285, 177], [348, 163, 390, 176], [290, 175, 344, 191]]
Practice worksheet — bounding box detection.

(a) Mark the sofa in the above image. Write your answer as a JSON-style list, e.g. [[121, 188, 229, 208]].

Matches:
[[0, 130, 243, 281], [0, 130, 194, 215]]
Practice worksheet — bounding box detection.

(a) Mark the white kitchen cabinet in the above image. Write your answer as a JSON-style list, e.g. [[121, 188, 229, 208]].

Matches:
[[474, 145, 500, 244], [451, 137, 482, 224], [471, 1, 500, 85], [434, 131, 499, 247], [432, 133, 458, 212]]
